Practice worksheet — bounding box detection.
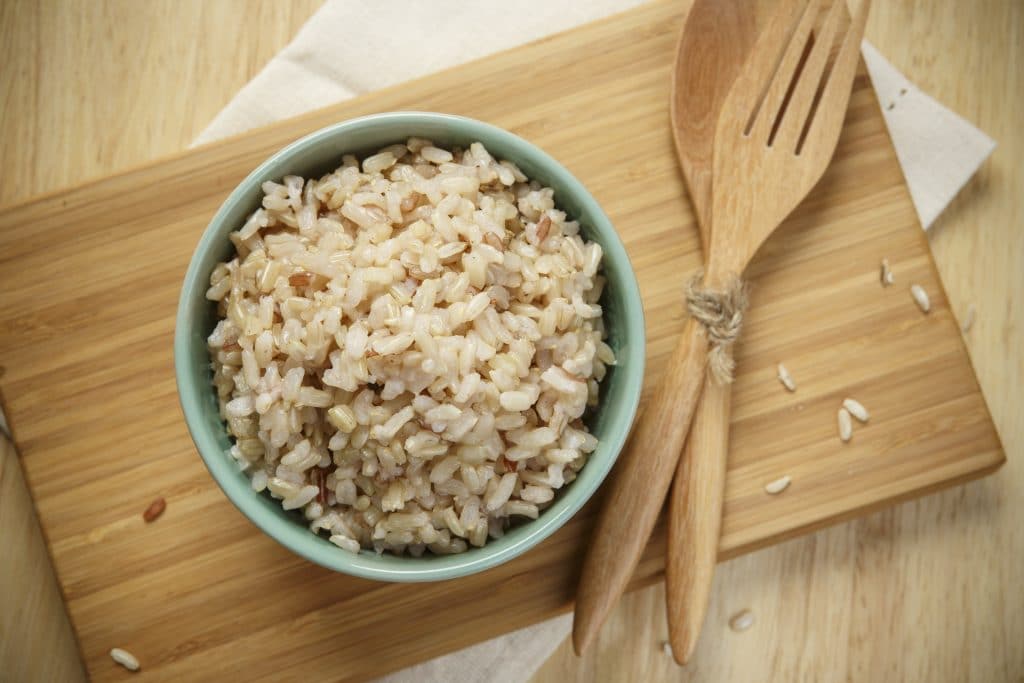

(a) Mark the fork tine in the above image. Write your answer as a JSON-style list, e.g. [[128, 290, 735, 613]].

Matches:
[[795, 0, 871, 155], [773, 0, 847, 150], [725, 0, 810, 132], [747, 0, 825, 142]]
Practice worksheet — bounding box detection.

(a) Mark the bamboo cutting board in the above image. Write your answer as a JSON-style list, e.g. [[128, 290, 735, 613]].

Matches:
[[0, 0, 1004, 680]]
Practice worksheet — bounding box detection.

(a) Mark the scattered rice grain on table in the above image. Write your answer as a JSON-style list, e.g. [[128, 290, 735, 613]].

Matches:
[[142, 497, 166, 523], [842, 398, 869, 423], [838, 407, 853, 442], [729, 609, 755, 632], [911, 283, 930, 313], [110, 648, 140, 672], [206, 139, 613, 556], [961, 303, 976, 333], [776, 363, 796, 392], [764, 475, 792, 495], [880, 258, 894, 287]]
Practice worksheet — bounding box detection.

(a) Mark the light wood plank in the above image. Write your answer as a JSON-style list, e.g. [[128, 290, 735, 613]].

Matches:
[[0, 437, 86, 682]]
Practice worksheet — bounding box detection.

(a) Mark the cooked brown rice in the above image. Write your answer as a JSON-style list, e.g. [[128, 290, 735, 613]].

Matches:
[[206, 139, 612, 556]]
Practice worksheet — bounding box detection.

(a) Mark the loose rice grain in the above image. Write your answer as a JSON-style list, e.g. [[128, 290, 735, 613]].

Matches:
[[764, 476, 792, 495], [110, 648, 140, 672], [911, 284, 930, 313], [961, 303, 976, 333], [776, 363, 796, 392], [842, 398, 869, 423], [728, 610, 755, 632], [838, 408, 853, 442], [142, 497, 166, 523]]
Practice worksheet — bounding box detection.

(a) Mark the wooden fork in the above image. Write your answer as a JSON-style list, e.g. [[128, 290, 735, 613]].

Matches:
[[573, 0, 872, 655]]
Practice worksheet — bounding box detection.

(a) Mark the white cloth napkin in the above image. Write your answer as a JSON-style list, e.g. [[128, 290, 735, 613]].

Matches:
[[183, 3, 995, 683], [860, 41, 995, 228]]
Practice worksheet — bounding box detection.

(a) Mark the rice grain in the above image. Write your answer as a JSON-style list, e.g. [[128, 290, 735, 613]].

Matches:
[[961, 303, 976, 333], [142, 497, 166, 523], [764, 476, 792, 495], [728, 610, 755, 632], [842, 398, 869, 423], [911, 284, 930, 313], [838, 407, 853, 442], [776, 363, 796, 392], [110, 648, 140, 672], [880, 258, 894, 286]]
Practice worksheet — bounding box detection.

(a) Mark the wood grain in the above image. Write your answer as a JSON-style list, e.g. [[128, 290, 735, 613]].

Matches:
[[0, 1, 1018, 682], [0, 436, 86, 682]]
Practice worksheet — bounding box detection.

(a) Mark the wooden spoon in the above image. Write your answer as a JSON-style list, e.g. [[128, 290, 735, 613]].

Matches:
[[666, 0, 760, 665], [573, 0, 871, 655]]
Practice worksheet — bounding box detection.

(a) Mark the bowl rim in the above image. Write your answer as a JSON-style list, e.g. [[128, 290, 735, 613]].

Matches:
[[174, 111, 645, 582]]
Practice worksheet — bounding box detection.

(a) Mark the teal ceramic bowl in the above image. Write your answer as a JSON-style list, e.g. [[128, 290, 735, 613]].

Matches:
[[175, 112, 645, 582]]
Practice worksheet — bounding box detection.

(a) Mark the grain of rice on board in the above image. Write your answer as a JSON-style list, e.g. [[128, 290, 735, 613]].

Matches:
[[206, 138, 614, 556]]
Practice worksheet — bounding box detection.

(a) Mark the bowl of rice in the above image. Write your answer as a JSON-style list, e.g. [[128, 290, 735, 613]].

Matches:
[[175, 112, 644, 581]]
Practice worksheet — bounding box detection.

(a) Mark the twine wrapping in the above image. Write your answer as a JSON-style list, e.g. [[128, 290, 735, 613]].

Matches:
[[685, 271, 748, 384]]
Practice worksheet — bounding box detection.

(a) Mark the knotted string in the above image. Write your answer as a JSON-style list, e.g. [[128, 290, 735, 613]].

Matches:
[[685, 271, 748, 384]]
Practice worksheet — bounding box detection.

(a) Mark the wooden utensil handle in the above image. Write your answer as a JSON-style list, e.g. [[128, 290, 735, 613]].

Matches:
[[573, 315, 710, 655], [666, 376, 731, 664]]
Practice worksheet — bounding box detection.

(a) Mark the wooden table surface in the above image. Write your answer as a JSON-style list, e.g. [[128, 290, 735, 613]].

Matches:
[[0, 1, 1020, 681]]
